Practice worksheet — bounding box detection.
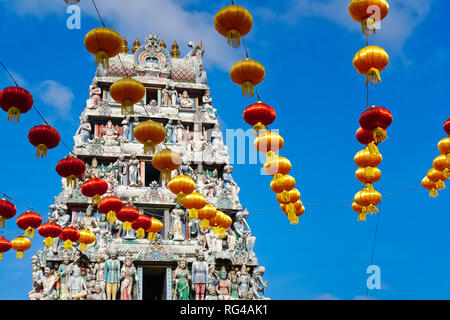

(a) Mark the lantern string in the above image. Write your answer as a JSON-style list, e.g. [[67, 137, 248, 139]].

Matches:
[[91, 0, 106, 28], [366, 203, 381, 300], [0, 191, 41, 214], [0, 61, 19, 87]]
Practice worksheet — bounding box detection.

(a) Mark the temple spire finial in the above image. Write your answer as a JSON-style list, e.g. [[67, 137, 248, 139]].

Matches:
[[170, 41, 180, 58], [132, 37, 141, 53]]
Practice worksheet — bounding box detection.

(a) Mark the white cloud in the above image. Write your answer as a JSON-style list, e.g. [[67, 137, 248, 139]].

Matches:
[[4, 0, 240, 71], [279, 0, 434, 53], [315, 293, 340, 300], [37, 80, 74, 120]]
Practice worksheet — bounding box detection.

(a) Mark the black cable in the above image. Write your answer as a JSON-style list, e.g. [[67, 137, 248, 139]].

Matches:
[[91, 0, 106, 27], [0, 61, 19, 87]]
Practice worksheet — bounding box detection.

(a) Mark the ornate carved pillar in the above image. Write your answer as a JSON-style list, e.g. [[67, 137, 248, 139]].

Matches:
[[164, 208, 170, 240]]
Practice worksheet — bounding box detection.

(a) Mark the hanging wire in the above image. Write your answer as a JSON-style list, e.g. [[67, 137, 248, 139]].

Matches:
[[241, 37, 250, 59], [365, 206, 380, 300], [0, 62, 19, 87], [91, 0, 106, 27], [0, 191, 41, 214]]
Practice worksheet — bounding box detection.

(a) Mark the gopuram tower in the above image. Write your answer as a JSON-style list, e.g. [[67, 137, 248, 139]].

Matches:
[[28, 34, 268, 301]]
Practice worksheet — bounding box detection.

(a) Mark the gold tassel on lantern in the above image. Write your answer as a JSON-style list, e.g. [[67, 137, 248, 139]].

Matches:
[[362, 18, 376, 36], [200, 219, 210, 229], [121, 100, 134, 116], [266, 151, 277, 161], [95, 50, 110, 68], [436, 180, 446, 190], [176, 192, 186, 205], [373, 128, 387, 144], [0, 253, 3, 261], [136, 228, 145, 239], [44, 237, 54, 248], [123, 221, 132, 232], [280, 190, 290, 203], [226, 29, 241, 48], [364, 167, 375, 179], [286, 203, 296, 223], [367, 204, 379, 215], [80, 243, 87, 252], [189, 209, 198, 219], [24, 227, 35, 238], [66, 175, 77, 188], [107, 211, 117, 223], [241, 81, 254, 98], [161, 169, 172, 184], [64, 240, 73, 251], [7, 107, 20, 122], [358, 207, 367, 222], [36, 144, 48, 158], [92, 195, 101, 207], [366, 67, 381, 85], [368, 142, 380, 155], [291, 216, 299, 225], [144, 141, 156, 154], [219, 228, 226, 239], [429, 189, 438, 198], [16, 251, 24, 259], [253, 122, 266, 136], [0, 217, 5, 228], [147, 232, 155, 241]]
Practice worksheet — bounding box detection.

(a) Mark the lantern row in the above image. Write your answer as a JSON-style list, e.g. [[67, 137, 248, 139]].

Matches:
[[348, 0, 393, 222], [421, 119, 450, 197], [213, 4, 305, 225]]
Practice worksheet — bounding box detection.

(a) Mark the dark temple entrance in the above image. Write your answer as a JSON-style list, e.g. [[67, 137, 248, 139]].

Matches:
[[142, 267, 168, 300]]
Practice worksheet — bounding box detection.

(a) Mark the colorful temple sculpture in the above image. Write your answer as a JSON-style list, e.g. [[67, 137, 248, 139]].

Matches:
[[28, 34, 268, 301]]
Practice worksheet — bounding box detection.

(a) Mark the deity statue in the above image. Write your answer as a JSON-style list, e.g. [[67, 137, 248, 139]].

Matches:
[[230, 276, 239, 300], [128, 152, 140, 187], [172, 259, 191, 300], [170, 204, 185, 241], [90, 284, 106, 300], [250, 266, 268, 300], [29, 266, 58, 300], [205, 287, 217, 300], [191, 250, 209, 300], [105, 250, 121, 300], [93, 254, 106, 291], [88, 81, 102, 109], [175, 120, 185, 144], [215, 267, 231, 300], [170, 85, 178, 107], [223, 165, 241, 202], [105, 169, 118, 196], [234, 210, 256, 261], [121, 115, 139, 142], [57, 255, 72, 300], [202, 90, 216, 119], [120, 255, 138, 300], [79, 205, 99, 233], [179, 90, 194, 109], [207, 265, 218, 292], [238, 265, 251, 299], [100, 120, 120, 147], [113, 154, 128, 186], [67, 265, 88, 300], [162, 84, 170, 107], [29, 259, 44, 297], [178, 160, 194, 178], [194, 164, 206, 193], [86, 158, 101, 178], [49, 202, 70, 252], [211, 124, 224, 152], [165, 119, 176, 144], [74, 115, 92, 147]]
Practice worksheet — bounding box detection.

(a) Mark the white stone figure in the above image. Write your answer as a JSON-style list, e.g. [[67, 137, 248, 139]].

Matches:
[[121, 115, 138, 142], [179, 90, 194, 109], [202, 90, 216, 119], [250, 266, 269, 300], [234, 210, 256, 261], [29, 266, 57, 300], [226, 228, 237, 252], [162, 84, 170, 107], [238, 265, 251, 299], [86, 158, 101, 178], [170, 85, 178, 107], [176, 120, 184, 144], [67, 265, 88, 300], [100, 120, 120, 147], [170, 204, 185, 241], [94, 254, 106, 291], [113, 154, 128, 186], [29, 259, 44, 297], [128, 152, 140, 186], [223, 165, 240, 203], [206, 228, 222, 254], [120, 255, 138, 300], [79, 205, 99, 232], [74, 116, 92, 147], [88, 82, 102, 109]]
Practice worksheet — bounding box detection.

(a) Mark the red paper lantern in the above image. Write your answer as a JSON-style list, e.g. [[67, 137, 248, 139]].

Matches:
[[16, 211, 42, 238], [0, 86, 33, 122], [38, 222, 62, 247], [0, 236, 11, 261], [117, 206, 140, 232], [131, 214, 152, 239], [444, 119, 450, 136], [0, 198, 16, 228], [56, 156, 86, 188], [243, 101, 276, 135], [81, 177, 109, 206], [98, 196, 124, 223], [359, 106, 393, 143], [28, 124, 61, 158], [60, 226, 80, 250], [356, 127, 380, 154]]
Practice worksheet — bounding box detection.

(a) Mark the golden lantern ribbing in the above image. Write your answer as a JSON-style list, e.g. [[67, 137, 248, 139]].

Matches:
[[182, 191, 207, 219], [11, 236, 31, 259], [348, 0, 390, 36], [110, 77, 146, 115], [78, 229, 96, 252], [354, 147, 383, 168], [168, 175, 196, 204], [355, 167, 382, 185], [198, 204, 217, 229], [230, 58, 265, 98], [354, 185, 382, 221], [353, 46, 389, 85], [147, 217, 163, 241], [280, 201, 305, 225], [433, 154, 450, 179], [254, 131, 284, 161], [152, 149, 182, 183], [422, 176, 438, 198], [134, 120, 166, 154], [84, 27, 123, 67], [438, 137, 450, 159], [427, 168, 447, 191], [264, 156, 291, 181], [214, 5, 253, 48], [270, 174, 296, 203]]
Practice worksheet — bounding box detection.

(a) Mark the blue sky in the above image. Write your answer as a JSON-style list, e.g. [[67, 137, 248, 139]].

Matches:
[[0, 0, 449, 300]]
